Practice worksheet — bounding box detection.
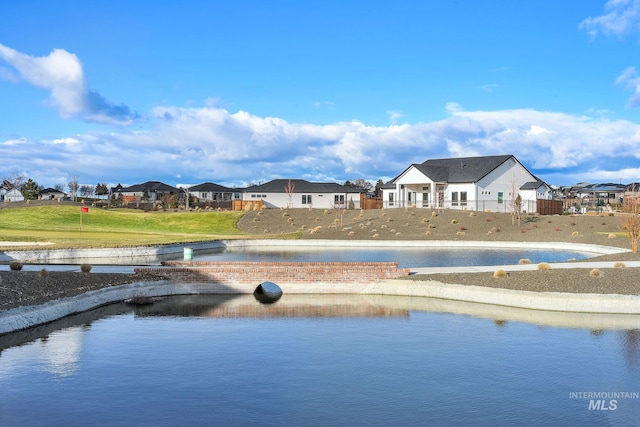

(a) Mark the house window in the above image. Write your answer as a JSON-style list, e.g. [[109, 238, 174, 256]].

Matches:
[[498, 192, 504, 204], [302, 195, 312, 205], [388, 193, 394, 207], [452, 192, 459, 206], [334, 195, 345, 205], [460, 191, 467, 207]]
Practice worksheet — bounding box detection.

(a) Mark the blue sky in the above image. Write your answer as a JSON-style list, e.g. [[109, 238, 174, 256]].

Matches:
[[2, 0, 640, 189]]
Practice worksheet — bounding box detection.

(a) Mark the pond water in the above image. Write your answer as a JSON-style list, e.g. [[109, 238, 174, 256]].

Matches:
[[193, 246, 590, 268], [1, 295, 639, 426]]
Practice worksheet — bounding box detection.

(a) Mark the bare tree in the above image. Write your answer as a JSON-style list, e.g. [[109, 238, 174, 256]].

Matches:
[[68, 176, 79, 202], [331, 195, 346, 227], [79, 184, 95, 198], [2, 169, 26, 190], [619, 184, 640, 253], [284, 179, 296, 208], [352, 178, 374, 193], [510, 178, 522, 226]]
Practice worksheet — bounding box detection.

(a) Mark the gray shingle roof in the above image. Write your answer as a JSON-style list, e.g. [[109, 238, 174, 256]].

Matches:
[[245, 179, 361, 194], [189, 182, 234, 192], [119, 181, 179, 193], [520, 181, 547, 190], [418, 154, 515, 183]]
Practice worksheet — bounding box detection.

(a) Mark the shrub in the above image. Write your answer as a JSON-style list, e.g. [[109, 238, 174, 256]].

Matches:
[[431, 211, 437, 218], [490, 226, 501, 233], [469, 212, 476, 217], [493, 269, 508, 278], [519, 259, 531, 265], [589, 269, 602, 277], [39, 268, 49, 278], [456, 231, 465, 236], [372, 233, 380, 238], [425, 230, 431, 236], [571, 231, 579, 237], [485, 217, 492, 223], [537, 262, 551, 271], [460, 226, 467, 231], [614, 262, 626, 268], [421, 218, 429, 223], [81, 264, 92, 273], [428, 223, 436, 229], [450, 219, 458, 224], [9, 261, 23, 271], [608, 233, 616, 239], [554, 227, 561, 232]]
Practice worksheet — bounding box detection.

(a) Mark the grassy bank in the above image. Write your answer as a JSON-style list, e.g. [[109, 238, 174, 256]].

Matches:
[[0, 205, 268, 249]]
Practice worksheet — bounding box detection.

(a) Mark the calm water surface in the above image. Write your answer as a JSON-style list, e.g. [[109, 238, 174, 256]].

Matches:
[[1, 295, 639, 426], [194, 246, 591, 267]]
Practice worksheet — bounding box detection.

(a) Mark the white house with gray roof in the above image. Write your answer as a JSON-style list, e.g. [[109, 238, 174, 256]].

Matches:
[[382, 154, 545, 213], [243, 179, 363, 209], [188, 182, 239, 202]]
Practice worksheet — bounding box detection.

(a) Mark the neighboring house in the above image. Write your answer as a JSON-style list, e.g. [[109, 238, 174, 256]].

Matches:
[[519, 181, 552, 205], [0, 188, 24, 202], [116, 181, 180, 204], [40, 188, 67, 200], [188, 182, 239, 202], [242, 179, 363, 209], [382, 154, 544, 213]]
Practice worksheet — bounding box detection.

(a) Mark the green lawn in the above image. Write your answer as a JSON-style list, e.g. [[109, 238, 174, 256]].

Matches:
[[0, 205, 285, 249]]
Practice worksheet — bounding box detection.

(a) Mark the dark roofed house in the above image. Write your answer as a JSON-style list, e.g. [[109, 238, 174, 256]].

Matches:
[[382, 154, 545, 213], [243, 179, 363, 209], [40, 188, 67, 200], [188, 182, 237, 202], [117, 181, 180, 204]]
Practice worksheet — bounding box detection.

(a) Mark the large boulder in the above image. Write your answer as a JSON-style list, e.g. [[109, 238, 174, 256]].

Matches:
[[253, 281, 283, 304]]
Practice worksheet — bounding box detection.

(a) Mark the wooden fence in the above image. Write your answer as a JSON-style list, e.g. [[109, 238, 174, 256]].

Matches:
[[536, 199, 563, 215]]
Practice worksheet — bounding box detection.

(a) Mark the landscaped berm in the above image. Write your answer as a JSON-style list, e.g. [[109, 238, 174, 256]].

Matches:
[[237, 207, 635, 248]]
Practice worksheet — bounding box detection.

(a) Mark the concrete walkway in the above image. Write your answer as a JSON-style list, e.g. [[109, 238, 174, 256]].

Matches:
[[411, 260, 640, 274]]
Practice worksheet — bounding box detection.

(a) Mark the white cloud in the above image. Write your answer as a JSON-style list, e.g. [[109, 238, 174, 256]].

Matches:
[[386, 110, 404, 125], [445, 102, 464, 113], [580, 0, 640, 38], [0, 43, 140, 125], [5, 104, 640, 188], [480, 84, 497, 93], [312, 100, 335, 109]]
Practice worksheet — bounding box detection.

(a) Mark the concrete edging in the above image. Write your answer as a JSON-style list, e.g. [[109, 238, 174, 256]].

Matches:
[[2, 277, 640, 335]]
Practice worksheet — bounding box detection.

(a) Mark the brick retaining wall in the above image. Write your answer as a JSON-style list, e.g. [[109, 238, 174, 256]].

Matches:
[[134, 261, 410, 284]]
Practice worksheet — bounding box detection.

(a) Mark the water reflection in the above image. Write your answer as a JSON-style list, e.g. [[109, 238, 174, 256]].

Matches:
[[620, 329, 640, 367], [2, 294, 639, 426], [0, 326, 85, 378]]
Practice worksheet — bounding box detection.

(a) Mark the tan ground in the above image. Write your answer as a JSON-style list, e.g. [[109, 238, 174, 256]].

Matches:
[[237, 207, 635, 249]]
